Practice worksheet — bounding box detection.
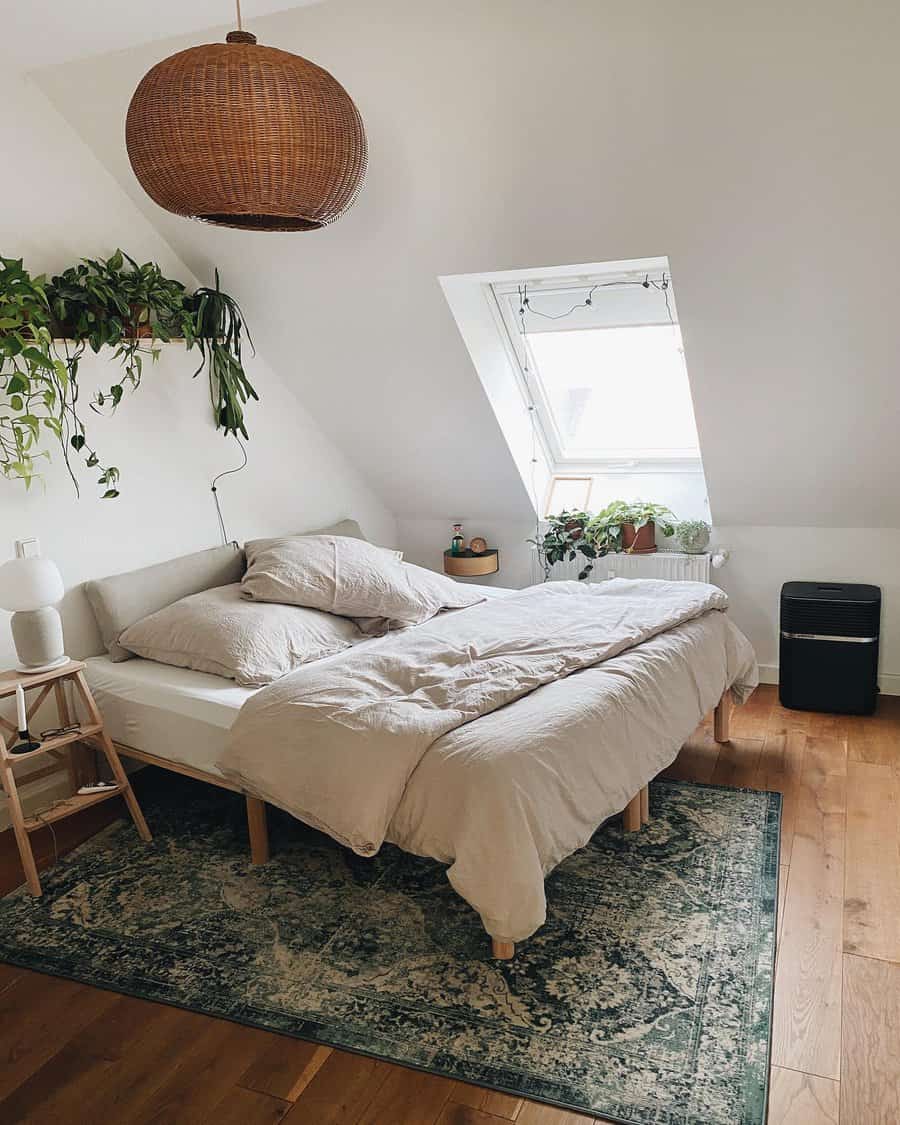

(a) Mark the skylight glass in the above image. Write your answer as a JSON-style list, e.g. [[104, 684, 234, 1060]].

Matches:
[[526, 323, 700, 460]]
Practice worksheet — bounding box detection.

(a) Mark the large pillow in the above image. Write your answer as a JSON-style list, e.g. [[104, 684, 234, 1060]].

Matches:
[[242, 535, 484, 629], [85, 544, 246, 662], [118, 583, 361, 686], [299, 518, 367, 540]]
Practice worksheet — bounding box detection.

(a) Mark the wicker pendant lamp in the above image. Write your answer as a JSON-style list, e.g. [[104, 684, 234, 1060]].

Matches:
[[125, 1, 367, 231]]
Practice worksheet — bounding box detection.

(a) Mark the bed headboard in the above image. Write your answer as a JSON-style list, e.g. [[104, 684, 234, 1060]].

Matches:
[[84, 543, 246, 662]]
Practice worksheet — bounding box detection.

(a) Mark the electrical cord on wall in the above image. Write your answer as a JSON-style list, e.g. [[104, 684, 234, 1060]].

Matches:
[[211, 435, 248, 546]]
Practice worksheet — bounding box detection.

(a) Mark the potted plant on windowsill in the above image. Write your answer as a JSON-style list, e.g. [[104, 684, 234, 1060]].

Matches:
[[589, 500, 677, 555], [528, 509, 605, 581]]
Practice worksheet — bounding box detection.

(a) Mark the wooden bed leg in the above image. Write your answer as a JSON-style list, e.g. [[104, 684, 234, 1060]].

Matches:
[[714, 691, 732, 744], [492, 939, 515, 959], [623, 792, 642, 832], [246, 796, 270, 865], [640, 784, 650, 826]]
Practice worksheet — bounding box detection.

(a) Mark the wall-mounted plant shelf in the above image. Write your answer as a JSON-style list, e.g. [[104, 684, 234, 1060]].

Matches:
[[443, 548, 499, 577]]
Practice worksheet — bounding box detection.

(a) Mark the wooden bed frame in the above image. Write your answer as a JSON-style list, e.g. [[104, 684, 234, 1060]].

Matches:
[[110, 689, 734, 961]]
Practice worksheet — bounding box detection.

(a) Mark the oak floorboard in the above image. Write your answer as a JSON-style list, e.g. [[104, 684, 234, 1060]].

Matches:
[[0, 1040, 117, 1125], [517, 1102, 596, 1124], [481, 1090, 525, 1119], [354, 1066, 457, 1125], [437, 1103, 512, 1125], [710, 737, 764, 788], [203, 1085, 292, 1124], [282, 1050, 392, 1124], [848, 696, 900, 768], [757, 729, 806, 864], [843, 761, 900, 962], [777, 864, 789, 950], [767, 1065, 839, 1124], [840, 954, 900, 1125], [658, 726, 719, 783], [238, 1035, 332, 1101], [771, 736, 846, 1080], [125, 1019, 273, 1125], [0, 969, 119, 1102]]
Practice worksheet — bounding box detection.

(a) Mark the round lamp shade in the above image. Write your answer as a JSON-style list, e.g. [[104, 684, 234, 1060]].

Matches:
[[125, 31, 368, 231], [0, 558, 64, 612]]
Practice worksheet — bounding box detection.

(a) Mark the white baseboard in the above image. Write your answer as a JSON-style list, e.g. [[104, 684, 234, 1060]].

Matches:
[[756, 663, 900, 697]]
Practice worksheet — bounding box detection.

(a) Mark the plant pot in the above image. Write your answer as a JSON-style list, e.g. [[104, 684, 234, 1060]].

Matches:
[[621, 521, 658, 554]]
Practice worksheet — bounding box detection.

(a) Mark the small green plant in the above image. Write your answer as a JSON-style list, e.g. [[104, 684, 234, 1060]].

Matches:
[[674, 518, 711, 554], [589, 500, 676, 554], [529, 510, 605, 581], [0, 250, 259, 497]]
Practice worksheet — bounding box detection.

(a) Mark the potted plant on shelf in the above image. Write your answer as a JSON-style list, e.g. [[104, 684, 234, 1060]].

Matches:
[[528, 510, 605, 581], [0, 249, 258, 497], [589, 500, 677, 555]]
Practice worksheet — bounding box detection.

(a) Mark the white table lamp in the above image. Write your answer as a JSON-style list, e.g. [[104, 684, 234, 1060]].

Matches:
[[0, 556, 67, 673]]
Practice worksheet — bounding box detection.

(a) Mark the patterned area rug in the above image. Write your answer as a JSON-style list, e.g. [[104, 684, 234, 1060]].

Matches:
[[0, 772, 779, 1125]]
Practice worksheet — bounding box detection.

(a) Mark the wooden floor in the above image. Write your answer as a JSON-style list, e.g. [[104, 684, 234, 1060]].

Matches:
[[0, 684, 898, 1124]]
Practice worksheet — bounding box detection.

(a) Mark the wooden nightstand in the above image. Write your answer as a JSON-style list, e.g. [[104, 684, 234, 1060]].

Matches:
[[0, 660, 151, 896]]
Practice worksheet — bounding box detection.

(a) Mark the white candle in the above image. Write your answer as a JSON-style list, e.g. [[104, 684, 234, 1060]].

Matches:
[[15, 684, 26, 732]]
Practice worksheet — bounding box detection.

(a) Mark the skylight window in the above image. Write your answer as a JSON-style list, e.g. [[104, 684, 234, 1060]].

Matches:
[[491, 266, 702, 471], [527, 324, 699, 461]]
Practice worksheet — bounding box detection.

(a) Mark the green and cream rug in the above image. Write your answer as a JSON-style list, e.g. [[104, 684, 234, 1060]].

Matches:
[[0, 772, 779, 1125]]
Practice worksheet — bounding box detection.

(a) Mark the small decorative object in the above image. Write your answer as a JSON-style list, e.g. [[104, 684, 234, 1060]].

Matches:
[[451, 524, 465, 556], [469, 536, 488, 555], [0, 555, 66, 672], [11, 684, 40, 755], [674, 519, 711, 555], [125, 1, 367, 231]]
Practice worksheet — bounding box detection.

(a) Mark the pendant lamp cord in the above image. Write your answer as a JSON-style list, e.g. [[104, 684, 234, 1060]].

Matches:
[[211, 435, 247, 546], [235, 0, 243, 31]]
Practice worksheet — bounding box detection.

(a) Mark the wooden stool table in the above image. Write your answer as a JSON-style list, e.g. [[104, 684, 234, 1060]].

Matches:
[[0, 660, 151, 896]]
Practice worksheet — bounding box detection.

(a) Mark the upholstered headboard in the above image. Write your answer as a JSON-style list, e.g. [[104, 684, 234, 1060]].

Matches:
[[84, 544, 246, 662]]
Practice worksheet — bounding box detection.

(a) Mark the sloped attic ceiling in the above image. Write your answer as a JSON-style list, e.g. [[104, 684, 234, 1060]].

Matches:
[[34, 0, 900, 527]]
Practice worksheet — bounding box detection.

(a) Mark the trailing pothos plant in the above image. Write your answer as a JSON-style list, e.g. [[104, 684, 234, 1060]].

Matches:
[[0, 250, 258, 497], [528, 510, 605, 581]]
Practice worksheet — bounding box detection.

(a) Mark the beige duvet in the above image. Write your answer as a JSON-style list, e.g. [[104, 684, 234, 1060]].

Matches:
[[221, 579, 758, 942]]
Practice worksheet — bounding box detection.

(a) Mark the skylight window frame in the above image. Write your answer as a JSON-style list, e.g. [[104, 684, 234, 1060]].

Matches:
[[489, 273, 703, 475]]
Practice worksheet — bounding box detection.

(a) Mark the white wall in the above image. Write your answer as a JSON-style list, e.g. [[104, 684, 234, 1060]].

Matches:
[[36, 0, 900, 530], [0, 72, 395, 746]]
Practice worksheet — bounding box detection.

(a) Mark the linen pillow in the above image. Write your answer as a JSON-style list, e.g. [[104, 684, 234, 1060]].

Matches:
[[241, 535, 484, 628], [85, 543, 246, 662], [118, 583, 361, 686], [299, 518, 367, 540]]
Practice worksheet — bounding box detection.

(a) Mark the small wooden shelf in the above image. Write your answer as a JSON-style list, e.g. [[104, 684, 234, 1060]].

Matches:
[[443, 548, 499, 578], [22, 785, 124, 832], [0, 660, 152, 895]]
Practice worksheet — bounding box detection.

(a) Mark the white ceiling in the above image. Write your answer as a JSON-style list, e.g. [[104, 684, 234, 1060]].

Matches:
[[1, 0, 323, 70]]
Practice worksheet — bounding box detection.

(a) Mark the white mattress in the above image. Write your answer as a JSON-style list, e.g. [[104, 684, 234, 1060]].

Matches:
[[84, 582, 514, 779]]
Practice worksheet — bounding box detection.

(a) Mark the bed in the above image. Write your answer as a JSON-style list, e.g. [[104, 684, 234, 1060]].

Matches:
[[83, 568, 757, 959]]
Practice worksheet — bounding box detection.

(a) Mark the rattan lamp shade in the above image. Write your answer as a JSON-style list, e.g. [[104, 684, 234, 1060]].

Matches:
[[126, 30, 367, 231]]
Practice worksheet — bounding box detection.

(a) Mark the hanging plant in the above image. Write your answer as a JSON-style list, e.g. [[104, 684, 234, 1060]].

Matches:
[[0, 256, 120, 495], [184, 271, 257, 440], [0, 250, 258, 497]]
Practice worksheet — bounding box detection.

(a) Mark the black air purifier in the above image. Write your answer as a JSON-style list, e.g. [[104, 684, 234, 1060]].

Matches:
[[779, 581, 881, 715]]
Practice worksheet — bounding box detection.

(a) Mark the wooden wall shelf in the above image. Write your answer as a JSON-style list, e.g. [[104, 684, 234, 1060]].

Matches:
[[443, 549, 499, 577]]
